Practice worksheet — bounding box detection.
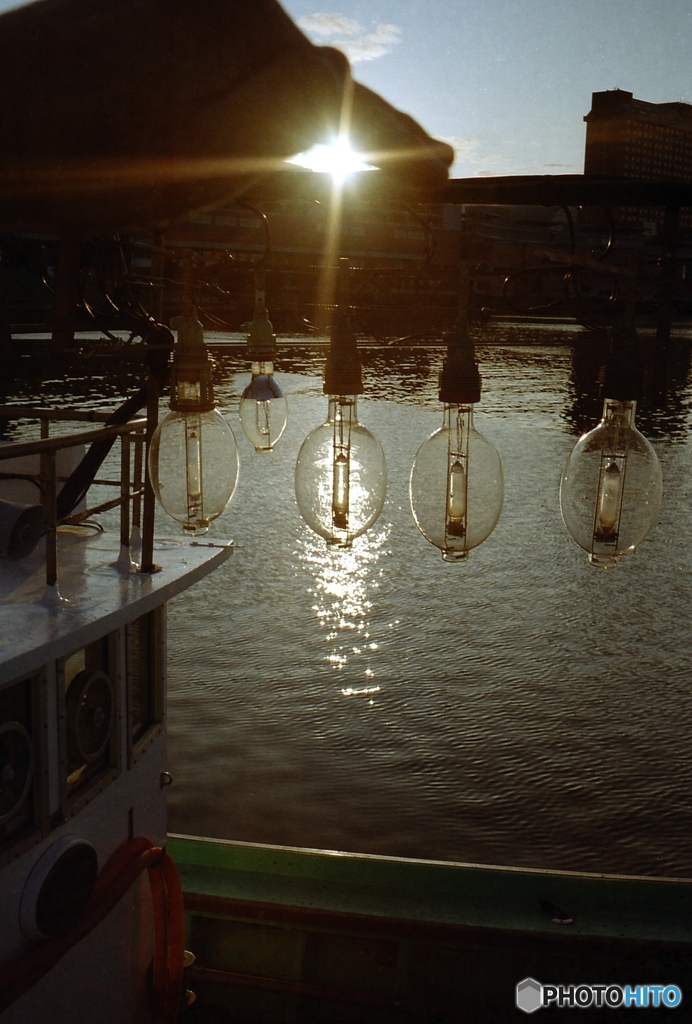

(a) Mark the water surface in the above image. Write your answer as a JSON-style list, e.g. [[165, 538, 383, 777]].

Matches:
[[163, 326, 692, 876], [5, 324, 692, 875]]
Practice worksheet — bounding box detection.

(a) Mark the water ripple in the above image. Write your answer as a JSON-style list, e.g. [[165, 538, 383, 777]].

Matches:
[[7, 332, 690, 875]]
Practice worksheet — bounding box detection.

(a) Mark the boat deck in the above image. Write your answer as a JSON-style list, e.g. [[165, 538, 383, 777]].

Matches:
[[0, 530, 232, 683]]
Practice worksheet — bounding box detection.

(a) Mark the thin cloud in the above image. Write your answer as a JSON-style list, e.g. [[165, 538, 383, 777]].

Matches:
[[440, 136, 480, 159], [466, 153, 506, 177], [298, 12, 402, 62], [298, 13, 362, 38], [440, 137, 581, 179], [443, 142, 580, 178]]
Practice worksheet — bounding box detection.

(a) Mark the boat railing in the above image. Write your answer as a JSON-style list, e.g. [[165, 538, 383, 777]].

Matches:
[[0, 405, 148, 594]]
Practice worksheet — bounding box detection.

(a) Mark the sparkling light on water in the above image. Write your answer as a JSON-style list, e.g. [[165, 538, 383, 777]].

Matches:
[[165, 334, 692, 875], [10, 328, 692, 876]]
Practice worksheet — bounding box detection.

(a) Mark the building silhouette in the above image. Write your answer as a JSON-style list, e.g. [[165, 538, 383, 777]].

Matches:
[[584, 89, 692, 238], [584, 89, 692, 180]]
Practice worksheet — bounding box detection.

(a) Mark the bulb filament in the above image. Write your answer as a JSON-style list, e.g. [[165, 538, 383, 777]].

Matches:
[[592, 449, 627, 549], [443, 406, 472, 550], [598, 460, 622, 534], [331, 399, 353, 536], [446, 457, 467, 537], [185, 413, 203, 524], [255, 400, 271, 439], [333, 452, 350, 528]]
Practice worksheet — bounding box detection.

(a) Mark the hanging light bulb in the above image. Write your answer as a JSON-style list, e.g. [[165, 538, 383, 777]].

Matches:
[[295, 395, 386, 546], [409, 334, 503, 561], [239, 270, 288, 452], [409, 263, 503, 561], [148, 305, 239, 534], [294, 259, 386, 547], [560, 358, 661, 568]]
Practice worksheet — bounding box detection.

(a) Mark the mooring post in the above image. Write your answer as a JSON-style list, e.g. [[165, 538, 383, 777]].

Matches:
[[40, 449, 58, 590], [139, 375, 159, 574], [119, 432, 131, 553], [131, 430, 143, 547]]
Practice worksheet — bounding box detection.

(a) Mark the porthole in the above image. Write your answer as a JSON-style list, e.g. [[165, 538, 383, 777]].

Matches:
[[58, 633, 119, 811], [0, 673, 45, 859], [66, 670, 114, 764], [20, 836, 98, 940], [0, 722, 33, 823]]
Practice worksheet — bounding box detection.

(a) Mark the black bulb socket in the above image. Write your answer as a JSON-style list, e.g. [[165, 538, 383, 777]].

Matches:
[[323, 308, 364, 396], [599, 363, 644, 402], [439, 330, 481, 404]]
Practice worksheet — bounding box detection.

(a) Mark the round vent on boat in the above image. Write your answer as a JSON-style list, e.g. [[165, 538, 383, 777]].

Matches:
[[66, 670, 114, 764], [20, 836, 99, 940], [0, 722, 34, 823], [0, 499, 45, 560]]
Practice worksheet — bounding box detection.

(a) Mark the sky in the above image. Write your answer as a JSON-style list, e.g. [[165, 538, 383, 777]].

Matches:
[[280, 0, 692, 177], [0, 0, 690, 178]]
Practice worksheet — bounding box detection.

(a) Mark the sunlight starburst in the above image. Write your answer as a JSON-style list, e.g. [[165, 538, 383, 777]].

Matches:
[[286, 139, 376, 182]]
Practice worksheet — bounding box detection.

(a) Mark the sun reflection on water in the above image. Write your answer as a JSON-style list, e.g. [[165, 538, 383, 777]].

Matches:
[[298, 523, 391, 689]]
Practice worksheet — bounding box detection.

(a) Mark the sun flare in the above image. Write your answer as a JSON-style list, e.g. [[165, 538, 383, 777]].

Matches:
[[286, 139, 376, 181]]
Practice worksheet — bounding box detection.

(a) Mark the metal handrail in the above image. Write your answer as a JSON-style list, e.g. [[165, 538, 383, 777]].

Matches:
[[0, 409, 150, 594], [0, 418, 147, 460], [0, 405, 114, 423]]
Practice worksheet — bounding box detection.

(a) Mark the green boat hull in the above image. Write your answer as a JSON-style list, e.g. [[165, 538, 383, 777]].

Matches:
[[169, 834, 692, 1022]]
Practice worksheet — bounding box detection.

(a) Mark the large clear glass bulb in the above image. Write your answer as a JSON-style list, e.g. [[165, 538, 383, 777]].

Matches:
[[294, 396, 386, 547], [409, 404, 503, 561], [148, 408, 239, 534], [560, 398, 662, 568], [239, 361, 288, 452]]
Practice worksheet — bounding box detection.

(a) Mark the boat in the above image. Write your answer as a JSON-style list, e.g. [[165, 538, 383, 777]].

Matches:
[[171, 833, 692, 1021], [1, 1, 692, 1021], [2, 353, 692, 1024], [2, 466, 691, 1022], [0, 403, 233, 1023], [0, 1, 454, 1019]]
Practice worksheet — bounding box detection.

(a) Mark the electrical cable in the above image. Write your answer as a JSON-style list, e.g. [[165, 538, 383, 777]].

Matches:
[[501, 205, 619, 324]]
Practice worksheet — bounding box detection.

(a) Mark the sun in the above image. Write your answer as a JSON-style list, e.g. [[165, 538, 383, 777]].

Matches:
[[286, 138, 376, 181]]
